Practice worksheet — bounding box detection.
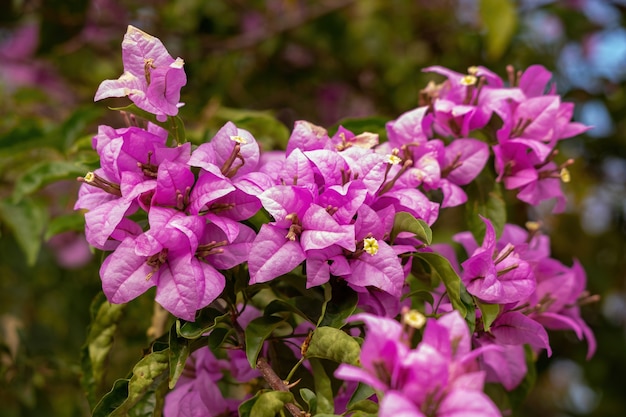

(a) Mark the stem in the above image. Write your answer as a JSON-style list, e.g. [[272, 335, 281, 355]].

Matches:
[[285, 357, 306, 384], [256, 358, 303, 417]]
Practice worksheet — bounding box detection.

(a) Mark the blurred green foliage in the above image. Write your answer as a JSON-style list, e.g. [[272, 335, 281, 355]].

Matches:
[[1, 0, 625, 416]]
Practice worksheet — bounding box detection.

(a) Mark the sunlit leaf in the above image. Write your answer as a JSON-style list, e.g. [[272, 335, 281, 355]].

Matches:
[[249, 390, 295, 417], [304, 327, 360, 365], [390, 211, 433, 245], [476, 299, 500, 332], [109, 349, 170, 416], [299, 388, 318, 414]]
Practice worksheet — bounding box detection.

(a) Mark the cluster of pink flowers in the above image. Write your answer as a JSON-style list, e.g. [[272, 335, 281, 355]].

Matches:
[[78, 26, 595, 417]]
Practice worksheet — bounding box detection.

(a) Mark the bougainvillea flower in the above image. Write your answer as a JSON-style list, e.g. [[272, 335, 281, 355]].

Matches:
[[95, 25, 187, 121], [163, 347, 237, 417], [456, 217, 534, 304], [524, 259, 597, 358], [336, 311, 502, 417], [100, 207, 226, 321]]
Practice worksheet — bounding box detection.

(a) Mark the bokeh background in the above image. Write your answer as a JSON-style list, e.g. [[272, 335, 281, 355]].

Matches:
[[1, 0, 625, 416]]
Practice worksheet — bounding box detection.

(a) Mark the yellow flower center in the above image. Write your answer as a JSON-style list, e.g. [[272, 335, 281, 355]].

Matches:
[[403, 309, 426, 329], [84, 172, 95, 183], [387, 154, 402, 165], [460, 75, 478, 86], [363, 237, 379, 256], [230, 135, 248, 144]]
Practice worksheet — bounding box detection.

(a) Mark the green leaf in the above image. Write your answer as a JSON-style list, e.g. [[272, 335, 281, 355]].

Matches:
[[465, 171, 506, 242], [264, 299, 315, 322], [109, 349, 170, 416], [109, 104, 186, 144], [348, 399, 379, 414], [176, 307, 229, 339], [44, 212, 86, 240], [411, 252, 467, 316], [56, 106, 103, 148], [250, 391, 295, 417], [245, 316, 286, 368], [207, 327, 231, 351], [299, 388, 318, 414], [0, 197, 47, 266], [390, 211, 433, 245], [476, 299, 500, 332], [168, 327, 190, 389], [309, 358, 335, 414], [347, 383, 376, 410], [305, 327, 360, 365], [92, 379, 130, 417], [317, 283, 358, 328], [403, 289, 435, 307], [81, 293, 126, 408], [479, 0, 518, 61], [12, 160, 89, 202]]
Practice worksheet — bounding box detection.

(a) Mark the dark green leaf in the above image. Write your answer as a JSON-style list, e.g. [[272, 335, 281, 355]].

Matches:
[[411, 252, 467, 317], [305, 327, 360, 365], [309, 358, 335, 414], [168, 328, 190, 389], [476, 299, 500, 332], [390, 211, 433, 245], [92, 379, 130, 417], [465, 154, 506, 242], [207, 327, 232, 351], [245, 316, 286, 368], [0, 197, 47, 266], [250, 390, 294, 417], [479, 0, 517, 61], [176, 308, 229, 339], [264, 299, 314, 322], [317, 283, 358, 328]]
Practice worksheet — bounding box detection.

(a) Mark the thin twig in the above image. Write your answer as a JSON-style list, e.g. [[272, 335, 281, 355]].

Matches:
[[256, 357, 303, 417]]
